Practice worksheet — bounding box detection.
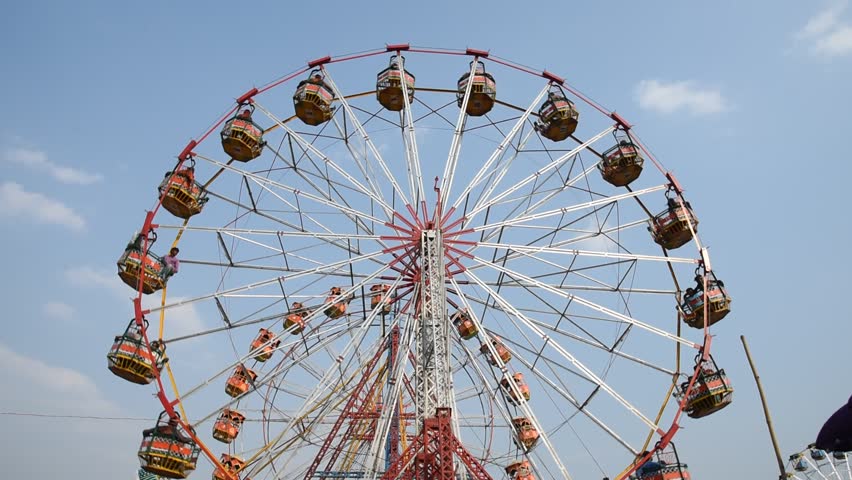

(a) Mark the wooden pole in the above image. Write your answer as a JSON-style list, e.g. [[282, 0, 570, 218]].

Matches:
[[741, 335, 787, 479]]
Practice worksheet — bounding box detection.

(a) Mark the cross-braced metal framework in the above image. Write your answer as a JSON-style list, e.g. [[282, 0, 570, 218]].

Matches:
[[117, 45, 726, 480]]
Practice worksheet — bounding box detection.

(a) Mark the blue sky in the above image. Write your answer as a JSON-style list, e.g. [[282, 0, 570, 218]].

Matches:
[[2, 1, 852, 479]]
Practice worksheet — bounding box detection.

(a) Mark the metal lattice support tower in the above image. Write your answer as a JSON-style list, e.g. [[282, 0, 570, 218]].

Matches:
[[415, 229, 453, 428], [380, 408, 492, 480]]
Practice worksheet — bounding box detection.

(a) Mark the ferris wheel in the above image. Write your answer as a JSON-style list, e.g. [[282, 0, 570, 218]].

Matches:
[[787, 447, 851, 480], [108, 44, 735, 480]]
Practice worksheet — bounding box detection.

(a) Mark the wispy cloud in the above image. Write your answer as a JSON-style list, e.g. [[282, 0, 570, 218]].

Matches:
[[635, 80, 728, 115], [0, 343, 119, 413], [44, 301, 75, 321], [65, 266, 207, 337], [0, 181, 86, 231], [2, 146, 103, 185], [796, 2, 852, 57]]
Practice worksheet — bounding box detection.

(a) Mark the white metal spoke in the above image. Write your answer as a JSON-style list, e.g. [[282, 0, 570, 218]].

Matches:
[[449, 276, 573, 480], [462, 267, 665, 433], [197, 155, 386, 225], [440, 59, 478, 207], [319, 68, 411, 208], [468, 126, 615, 219], [473, 184, 667, 233], [476, 241, 697, 265], [147, 249, 385, 315], [253, 100, 398, 217], [451, 83, 551, 211], [469, 256, 698, 349], [398, 55, 426, 205]]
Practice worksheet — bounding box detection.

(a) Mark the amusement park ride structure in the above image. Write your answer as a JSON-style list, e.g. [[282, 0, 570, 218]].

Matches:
[[109, 44, 740, 480]]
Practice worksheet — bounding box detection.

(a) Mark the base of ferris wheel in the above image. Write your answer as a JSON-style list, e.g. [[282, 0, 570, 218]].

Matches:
[[312, 408, 493, 480]]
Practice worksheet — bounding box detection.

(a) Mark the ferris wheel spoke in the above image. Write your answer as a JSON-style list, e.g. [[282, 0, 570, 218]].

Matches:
[[396, 55, 426, 205], [181, 318, 364, 420], [451, 83, 551, 211], [448, 276, 574, 480], [263, 138, 388, 241], [473, 184, 667, 233], [468, 125, 615, 221], [474, 156, 602, 248], [499, 336, 639, 454], [439, 59, 478, 208], [196, 189, 382, 264], [198, 155, 387, 225], [470, 256, 697, 349], [476, 241, 695, 265], [328, 115, 393, 211], [253, 101, 398, 218], [249, 331, 392, 476], [319, 67, 411, 208], [462, 267, 665, 434], [148, 249, 386, 319]]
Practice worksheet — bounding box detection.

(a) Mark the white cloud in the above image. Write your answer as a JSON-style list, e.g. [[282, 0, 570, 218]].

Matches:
[[2, 146, 103, 185], [798, 3, 845, 38], [0, 343, 140, 479], [796, 2, 852, 57], [44, 301, 75, 321], [635, 80, 728, 115], [813, 25, 852, 55], [0, 181, 86, 231], [0, 343, 119, 414], [65, 266, 206, 337], [65, 265, 125, 294], [142, 296, 207, 339]]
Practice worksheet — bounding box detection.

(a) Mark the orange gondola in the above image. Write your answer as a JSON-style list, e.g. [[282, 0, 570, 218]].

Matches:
[[480, 336, 511, 366], [505, 459, 535, 480], [138, 412, 200, 479], [598, 135, 644, 187], [107, 318, 167, 385], [294, 69, 334, 126], [212, 409, 245, 444], [648, 195, 698, 250], [159, 159, 209, 219], [511, 416, 540, 449], [457, 61, 496, 116], [376, 55, 415, 111], [284, 302, 308, 334], [249, 328, 280, 362], [225, 364, 257, 398], [324, 287, 353, 319], [452, 310, 478, 340], [534, 84, 579, 142], [117, 231, 171, 294], [501, 373, 531, 405], [221, 105, 264, 162], [681, 269, 731, 329], [212, 454, 246, 480], [370, 284, 392, 316], [679, 355, 733, 419]]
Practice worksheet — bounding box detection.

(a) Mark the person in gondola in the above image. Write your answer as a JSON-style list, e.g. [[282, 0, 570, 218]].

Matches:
[[163, 247, 180, 277], [238, 109, 252, 120]]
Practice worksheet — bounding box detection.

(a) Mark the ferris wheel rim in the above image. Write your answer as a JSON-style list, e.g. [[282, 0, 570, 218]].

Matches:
[[122, 43, 724, 480]]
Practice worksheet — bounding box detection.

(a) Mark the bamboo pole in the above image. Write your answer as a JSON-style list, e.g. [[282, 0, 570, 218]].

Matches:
[[741, 335, 787, 479]]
